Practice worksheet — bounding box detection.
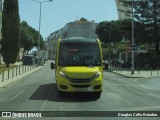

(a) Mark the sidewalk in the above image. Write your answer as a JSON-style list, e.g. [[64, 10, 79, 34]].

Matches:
[[0, 61, 46, 88], [12, 61, 23, 65], [109, 69, 160, 78]]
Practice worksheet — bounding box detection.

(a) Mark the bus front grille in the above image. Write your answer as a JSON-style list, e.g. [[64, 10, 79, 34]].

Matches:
[[69, 78, 92, 83], [70, 84, 90, 88]]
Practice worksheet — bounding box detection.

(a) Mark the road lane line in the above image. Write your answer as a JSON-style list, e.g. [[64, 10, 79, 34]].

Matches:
[[140, 84, 160, 91], [126, 86, 148, 96], [126, 86, 160, 100], [0, 90, 24, 102]]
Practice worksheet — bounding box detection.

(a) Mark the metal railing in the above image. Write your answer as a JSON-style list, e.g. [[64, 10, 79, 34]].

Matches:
[[0, 65, 38, 83], [108, 64, 160, 76]]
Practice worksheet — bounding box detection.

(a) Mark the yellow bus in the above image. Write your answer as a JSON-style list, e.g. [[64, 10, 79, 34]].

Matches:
[[51, 37, 103, 99]]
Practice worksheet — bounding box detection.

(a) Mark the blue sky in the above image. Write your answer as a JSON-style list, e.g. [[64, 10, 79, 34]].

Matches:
[[19, 0, 118, 39]]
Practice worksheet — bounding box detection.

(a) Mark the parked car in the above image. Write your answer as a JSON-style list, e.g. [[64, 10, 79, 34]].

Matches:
[[22, 55, 35, 65], [110, 59, 125, 66], [116, 59, 125, 65]]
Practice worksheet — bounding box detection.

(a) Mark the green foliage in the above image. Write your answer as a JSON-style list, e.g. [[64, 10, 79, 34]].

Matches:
[[1, 0, 20, 67], [20, 21, 46, 53], [134, 0, 160, 45], [119, 19, 132, 41], [116, 43, 126, 53], [96, 19, 133, 43], [96, 14, 147, 61], [96, 20, 123, 43], [134, 22, 148, 43], [96, 20, 130, 59], [101, 42, 108, 48], [102, 48, 109, 60], [120, 0, 160, 53], [96, 21, 109, 43], [20, 21, 34, 52], [101, 41, 126, 60]]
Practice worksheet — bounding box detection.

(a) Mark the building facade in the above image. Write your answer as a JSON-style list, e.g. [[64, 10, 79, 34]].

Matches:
[[46, 19, 98, 59], [115, 0, 131, 20]]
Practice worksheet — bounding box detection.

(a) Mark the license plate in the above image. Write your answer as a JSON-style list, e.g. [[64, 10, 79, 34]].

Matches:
[[75, 87, 93, 92], [75, 88, 87, 92]]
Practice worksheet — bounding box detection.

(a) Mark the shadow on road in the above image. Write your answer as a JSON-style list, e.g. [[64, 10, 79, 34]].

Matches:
[[29, 83, 98, 102]]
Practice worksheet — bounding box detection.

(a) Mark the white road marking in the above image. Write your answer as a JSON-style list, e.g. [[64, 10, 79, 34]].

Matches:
[[126, 86, 148, 96], [0, 90, 24, 102], [126, 86, 160, 100], [140, 84, 160, 91]]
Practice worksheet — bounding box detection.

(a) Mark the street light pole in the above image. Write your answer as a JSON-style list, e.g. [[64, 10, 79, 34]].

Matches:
[[131, 0, 135, 74], [32, 0, 53, 65], [38, 2, 42, 64], [109, 24, 112, 64]]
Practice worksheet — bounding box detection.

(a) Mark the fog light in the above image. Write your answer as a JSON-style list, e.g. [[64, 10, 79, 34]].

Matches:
[[60, 85, 68, 90], [94, 85, 101, 89]]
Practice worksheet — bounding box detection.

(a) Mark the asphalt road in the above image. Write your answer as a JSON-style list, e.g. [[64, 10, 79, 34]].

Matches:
[[0, 63, 160, 120]]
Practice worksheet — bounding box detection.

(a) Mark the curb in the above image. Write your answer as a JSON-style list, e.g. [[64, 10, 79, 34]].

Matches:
[[108, 70, 144, 78], [108, 70, 160, 78]]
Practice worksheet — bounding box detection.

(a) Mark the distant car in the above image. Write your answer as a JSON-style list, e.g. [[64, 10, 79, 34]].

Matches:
[[111, 59, 125, 66], [116, 59, 125, 65], [22, 55, 35, 65]]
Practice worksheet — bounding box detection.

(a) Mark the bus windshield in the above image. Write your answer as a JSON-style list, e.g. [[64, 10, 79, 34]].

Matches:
[[58, 43, 101, 66]]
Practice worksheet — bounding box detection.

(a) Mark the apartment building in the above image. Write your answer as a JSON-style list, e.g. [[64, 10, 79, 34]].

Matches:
[[115, 0, 132, 20]]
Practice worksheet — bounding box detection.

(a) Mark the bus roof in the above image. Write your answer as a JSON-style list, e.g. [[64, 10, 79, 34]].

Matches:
[[60, 37, 98, 44]]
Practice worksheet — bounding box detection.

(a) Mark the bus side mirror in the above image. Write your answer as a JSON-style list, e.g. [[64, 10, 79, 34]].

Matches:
[[51, 62, 55, 69]]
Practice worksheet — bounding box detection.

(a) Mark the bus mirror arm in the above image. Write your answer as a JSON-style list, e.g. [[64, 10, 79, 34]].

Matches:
[[50, 62, 55, 69]]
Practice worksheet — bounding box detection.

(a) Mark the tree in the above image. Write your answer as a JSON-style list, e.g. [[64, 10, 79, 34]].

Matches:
[[1, 0, 20, 67], [95, 20, 122, 43], [20, 21, 34, 54], [20, 21, 46, 55], [120, 0, 160, 53], [119, 19, 132, 42]]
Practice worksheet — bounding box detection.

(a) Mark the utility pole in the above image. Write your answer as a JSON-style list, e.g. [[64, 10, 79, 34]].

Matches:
[[109, 24, 112, 65], [32, 0, 53, 65]]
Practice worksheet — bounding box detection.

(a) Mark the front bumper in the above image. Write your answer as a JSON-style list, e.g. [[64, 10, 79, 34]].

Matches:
[[57, 81, 102, 92]]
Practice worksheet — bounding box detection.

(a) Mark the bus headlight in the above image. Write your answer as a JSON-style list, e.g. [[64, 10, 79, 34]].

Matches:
[[92, 71, 101, 79], [60, 71, 67, 78]]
